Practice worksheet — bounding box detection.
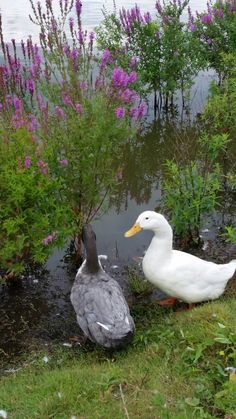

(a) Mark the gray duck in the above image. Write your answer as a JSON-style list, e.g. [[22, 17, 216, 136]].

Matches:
[[70, 224, 135, 348]]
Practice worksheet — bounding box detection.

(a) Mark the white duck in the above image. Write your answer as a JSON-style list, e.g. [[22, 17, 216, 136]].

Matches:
[[125, 211, 236, 305]]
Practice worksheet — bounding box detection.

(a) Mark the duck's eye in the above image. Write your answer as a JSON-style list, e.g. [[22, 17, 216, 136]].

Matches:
[[145, 217, 149, 220]]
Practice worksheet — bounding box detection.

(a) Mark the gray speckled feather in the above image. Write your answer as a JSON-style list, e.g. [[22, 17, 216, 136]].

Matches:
[[70, 225, 135, 348]]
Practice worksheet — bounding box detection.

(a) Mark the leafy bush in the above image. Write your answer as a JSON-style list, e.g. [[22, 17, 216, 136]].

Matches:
[[0, 0, 145, 276], [0, 126, 72, 275]]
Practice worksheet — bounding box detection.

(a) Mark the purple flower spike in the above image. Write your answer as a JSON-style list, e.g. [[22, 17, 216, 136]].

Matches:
[[28, 115, 38, 132], [190, 23, 197, 32], [129, 106, 137, 117], [78, 81, 88, 90], [200, 13, 213, 25], [75, 103, 83, 114], [144, 12, 152, 24], [89, 31, 95, 42], [128, 71, 138, 83], [59, 159, 68, 166], [137, 103, 146, 118], [42, 232, 56, 245], [55, 105, 66, 119], [121, 88, 133, 102], [101, 48, 112, 67], [13, 97, 22, 111], [76, 0, 82, 14], [112, 67, 130, 88], [62, 93, 72, 106], [69, 17, 74, 31], [6, 95, 13, 106], [115, 107, 126, 119], [24, 156, 31, 169], [130, 56, 138, 67]]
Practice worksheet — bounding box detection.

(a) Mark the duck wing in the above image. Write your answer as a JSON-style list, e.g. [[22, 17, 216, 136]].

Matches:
[[70, 273, 135, 348]]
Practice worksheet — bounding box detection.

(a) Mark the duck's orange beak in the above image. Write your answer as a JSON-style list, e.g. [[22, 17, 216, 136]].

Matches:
[[124, 223, 142, 237]]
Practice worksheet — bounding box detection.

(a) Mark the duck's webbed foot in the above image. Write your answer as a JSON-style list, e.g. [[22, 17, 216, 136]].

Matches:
[[157, 297, 177, 306]]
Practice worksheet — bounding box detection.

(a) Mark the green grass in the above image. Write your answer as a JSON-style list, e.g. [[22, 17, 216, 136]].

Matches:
[[1, 298, 236, 419], [127, 267, 154, 296]]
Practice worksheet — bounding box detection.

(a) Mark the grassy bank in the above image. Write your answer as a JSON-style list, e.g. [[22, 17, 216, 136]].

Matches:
[[0, 298, 236, 419]]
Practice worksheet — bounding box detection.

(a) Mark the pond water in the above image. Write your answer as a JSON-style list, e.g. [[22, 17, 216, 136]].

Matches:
[[0, 0, 236, 365], [0, 0, 207, 41]]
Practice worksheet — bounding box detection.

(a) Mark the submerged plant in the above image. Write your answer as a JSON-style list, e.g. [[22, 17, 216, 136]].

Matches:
[[96, 0, 202, 113], [163, 159, 222, 243], [163, 131, 230, 243], [189, 0, 236, 82]]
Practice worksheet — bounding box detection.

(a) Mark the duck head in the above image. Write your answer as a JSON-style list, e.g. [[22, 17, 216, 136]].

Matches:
[[124, 211, 172, 238]]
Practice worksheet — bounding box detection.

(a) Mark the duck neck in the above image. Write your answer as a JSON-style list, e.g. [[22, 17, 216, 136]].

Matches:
[[84, 238, 100, 274], [85, 243, 100, 274], [149, 224, 173, 258]]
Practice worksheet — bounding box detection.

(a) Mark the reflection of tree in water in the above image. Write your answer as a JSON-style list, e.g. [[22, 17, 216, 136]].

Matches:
[[110, 119, 198, 212]]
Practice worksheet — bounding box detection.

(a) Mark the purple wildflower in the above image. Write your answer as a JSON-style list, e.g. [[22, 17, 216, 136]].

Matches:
[[129, 56, 138, 68], [78, 29, 84, 45], [6, 95, 13, 106], [144, 12, 152, 24], [76, 0, 82, 14], [37, 159, 48, 174], [62, 93, 72, 106], [69, 17, 74, 31], [89, 31, 95, 42], [55, 105, 66, 119], [59, 159, 68, 166], [137, 103, 146, 119], [13, 97, 22, 111], [112, 67, 130, 88], [200, 13, 213, 24], [24, 156, 31, 169], [121, 88, 133, 102], [155, 0, 162, 14], [75, 103, 83, 114], [128, 71, 138, 83], [115, 107, 126, 119], [129, 106, 137, 117], [28, 115, 38, 132], [63, 44, 70, 56], [101, 48, 112, 67], [190, 23, 197, 31], [78, 80, 88, 90], [42, 232, 56, 245], [21, 40, 26, 59], [25, 78, 35, 95], [70, 48, 79, 61], [117, 169, 123, 180]]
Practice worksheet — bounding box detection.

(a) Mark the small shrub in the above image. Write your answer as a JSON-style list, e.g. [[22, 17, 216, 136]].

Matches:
[[163, 159, 222, 242]]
